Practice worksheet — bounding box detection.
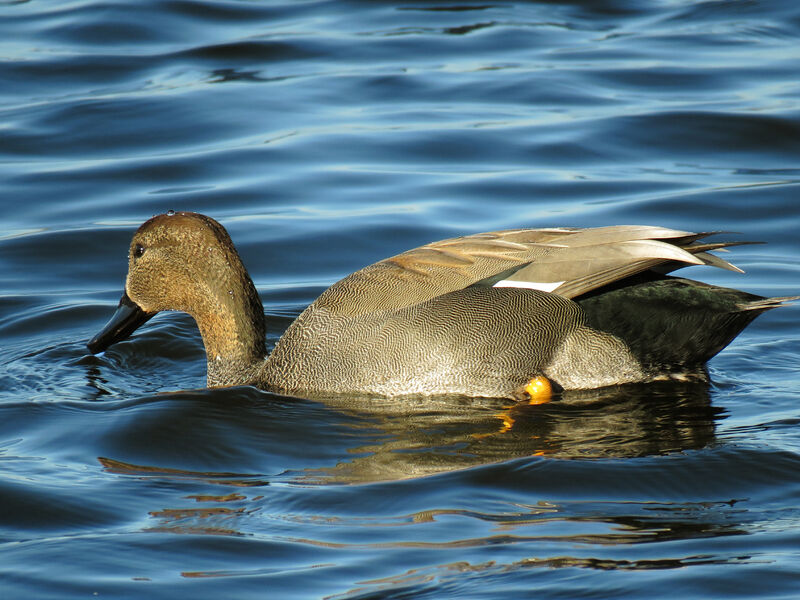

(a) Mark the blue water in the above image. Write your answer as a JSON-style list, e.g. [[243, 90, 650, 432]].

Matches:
[[2, 1, 800, 598]]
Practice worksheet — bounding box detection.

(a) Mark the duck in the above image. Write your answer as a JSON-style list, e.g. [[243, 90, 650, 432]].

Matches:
[[88, 211, 795, 400]]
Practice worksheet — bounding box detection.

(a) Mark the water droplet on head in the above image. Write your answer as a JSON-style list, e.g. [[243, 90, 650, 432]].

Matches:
[[228, 290, 234, 296], [166, 209, 175, 216]]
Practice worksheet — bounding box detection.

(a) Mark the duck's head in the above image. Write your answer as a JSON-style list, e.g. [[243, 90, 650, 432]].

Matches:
[[88, 212, 265, 371]]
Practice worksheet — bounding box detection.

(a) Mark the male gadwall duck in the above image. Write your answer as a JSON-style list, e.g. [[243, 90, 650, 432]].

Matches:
[[88, 212, 794, 400]]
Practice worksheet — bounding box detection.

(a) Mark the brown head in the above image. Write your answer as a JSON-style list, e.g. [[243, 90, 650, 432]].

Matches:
[[88, 211, 266, 386]]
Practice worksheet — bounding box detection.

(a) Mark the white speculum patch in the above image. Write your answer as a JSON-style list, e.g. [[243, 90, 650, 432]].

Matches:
[[493, 280, 564, 293]]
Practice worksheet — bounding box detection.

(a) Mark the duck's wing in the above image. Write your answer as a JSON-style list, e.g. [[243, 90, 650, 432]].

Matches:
[[314, 225, 747, 316]]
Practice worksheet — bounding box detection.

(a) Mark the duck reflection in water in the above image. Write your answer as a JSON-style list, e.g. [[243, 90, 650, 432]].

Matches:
[[91, 379, 722, 486], [299, 379, 724, 482], [94, 381, 731, 543]]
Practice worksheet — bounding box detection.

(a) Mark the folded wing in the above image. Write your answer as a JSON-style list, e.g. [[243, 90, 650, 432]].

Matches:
[[314, 225, 748, 315]]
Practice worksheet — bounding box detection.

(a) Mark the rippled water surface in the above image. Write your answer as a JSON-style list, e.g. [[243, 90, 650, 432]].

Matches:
[[2, 1, 800, 598]]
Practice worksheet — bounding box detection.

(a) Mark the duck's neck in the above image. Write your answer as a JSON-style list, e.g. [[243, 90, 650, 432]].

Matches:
[[190, 274, 267, 387]]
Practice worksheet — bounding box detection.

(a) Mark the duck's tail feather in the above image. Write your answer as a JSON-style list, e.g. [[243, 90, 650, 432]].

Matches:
[[738, 295, 800, 312]]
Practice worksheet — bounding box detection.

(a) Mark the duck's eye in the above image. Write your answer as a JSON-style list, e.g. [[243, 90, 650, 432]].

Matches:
[[133, 243, 145, 258]]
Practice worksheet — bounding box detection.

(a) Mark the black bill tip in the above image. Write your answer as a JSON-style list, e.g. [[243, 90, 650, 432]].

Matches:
[[88, 293, 155, 354]]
